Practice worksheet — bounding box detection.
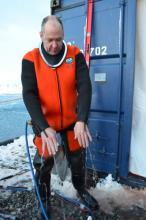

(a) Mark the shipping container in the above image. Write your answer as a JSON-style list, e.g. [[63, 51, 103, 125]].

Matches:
[[51, 0, 146, 187]]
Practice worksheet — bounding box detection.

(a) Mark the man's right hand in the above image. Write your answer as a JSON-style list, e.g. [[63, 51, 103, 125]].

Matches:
[[41, 127, 58, 156]]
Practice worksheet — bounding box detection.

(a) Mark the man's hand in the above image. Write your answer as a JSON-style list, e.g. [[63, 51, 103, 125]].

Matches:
[[41, 127, 58, 156], [74, 121, 92, 148]]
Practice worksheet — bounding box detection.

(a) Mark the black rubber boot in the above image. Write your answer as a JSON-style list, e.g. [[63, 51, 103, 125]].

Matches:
[[77, 188, 99, 210], [39, 197, 51, 220], [33, 151, 54, 219], [69, 149, 86, 190], [69, 149, 99, 210]]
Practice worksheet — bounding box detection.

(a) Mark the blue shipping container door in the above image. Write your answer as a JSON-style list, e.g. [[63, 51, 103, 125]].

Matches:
[[51, 0, 136, 177]]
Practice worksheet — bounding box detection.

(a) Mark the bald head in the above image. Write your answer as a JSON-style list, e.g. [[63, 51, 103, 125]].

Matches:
[[40, 15, 64, 55], [41, 15, 63, 32]]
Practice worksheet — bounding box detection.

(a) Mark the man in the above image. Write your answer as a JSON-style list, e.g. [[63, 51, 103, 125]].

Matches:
[[21, 15, 98, 217]]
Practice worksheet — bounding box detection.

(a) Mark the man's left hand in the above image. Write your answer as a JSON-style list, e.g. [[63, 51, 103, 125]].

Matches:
[[74, 121, 92, 148]]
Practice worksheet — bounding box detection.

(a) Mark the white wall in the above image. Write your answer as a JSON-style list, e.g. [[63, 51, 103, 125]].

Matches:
[[129, 0, 146, 177]]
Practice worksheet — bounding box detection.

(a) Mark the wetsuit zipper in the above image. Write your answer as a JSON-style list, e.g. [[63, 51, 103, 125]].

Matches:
[[55, 69, 63, 129]]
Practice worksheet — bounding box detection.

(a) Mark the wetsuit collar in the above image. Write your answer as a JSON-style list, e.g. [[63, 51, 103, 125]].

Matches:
[[39, 40, 67, 68]]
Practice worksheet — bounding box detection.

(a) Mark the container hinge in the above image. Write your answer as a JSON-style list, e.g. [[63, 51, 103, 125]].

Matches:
[[51, 0, 61, 9]]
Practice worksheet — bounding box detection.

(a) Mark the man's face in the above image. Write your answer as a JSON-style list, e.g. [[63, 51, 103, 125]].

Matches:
[[40, 21, 64, 55]]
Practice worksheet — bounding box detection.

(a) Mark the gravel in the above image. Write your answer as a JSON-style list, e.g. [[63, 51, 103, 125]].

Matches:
[[0, 189, 146, 220]]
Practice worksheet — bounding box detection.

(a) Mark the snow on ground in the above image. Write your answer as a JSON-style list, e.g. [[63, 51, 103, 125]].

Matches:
[[0, 135, 146, 214], [91, 175, 146, 214]]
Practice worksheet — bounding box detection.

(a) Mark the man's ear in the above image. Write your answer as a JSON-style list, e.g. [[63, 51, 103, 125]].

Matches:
[[39, 31, 43, 39]]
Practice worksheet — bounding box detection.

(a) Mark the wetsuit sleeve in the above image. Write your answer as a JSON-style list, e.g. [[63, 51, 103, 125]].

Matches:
[[75, 52, 92, 123], [21, 59, 49, 132]]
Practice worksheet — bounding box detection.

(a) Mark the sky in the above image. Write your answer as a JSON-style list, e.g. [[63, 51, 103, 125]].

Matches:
[[0, 0, 51, 87]]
